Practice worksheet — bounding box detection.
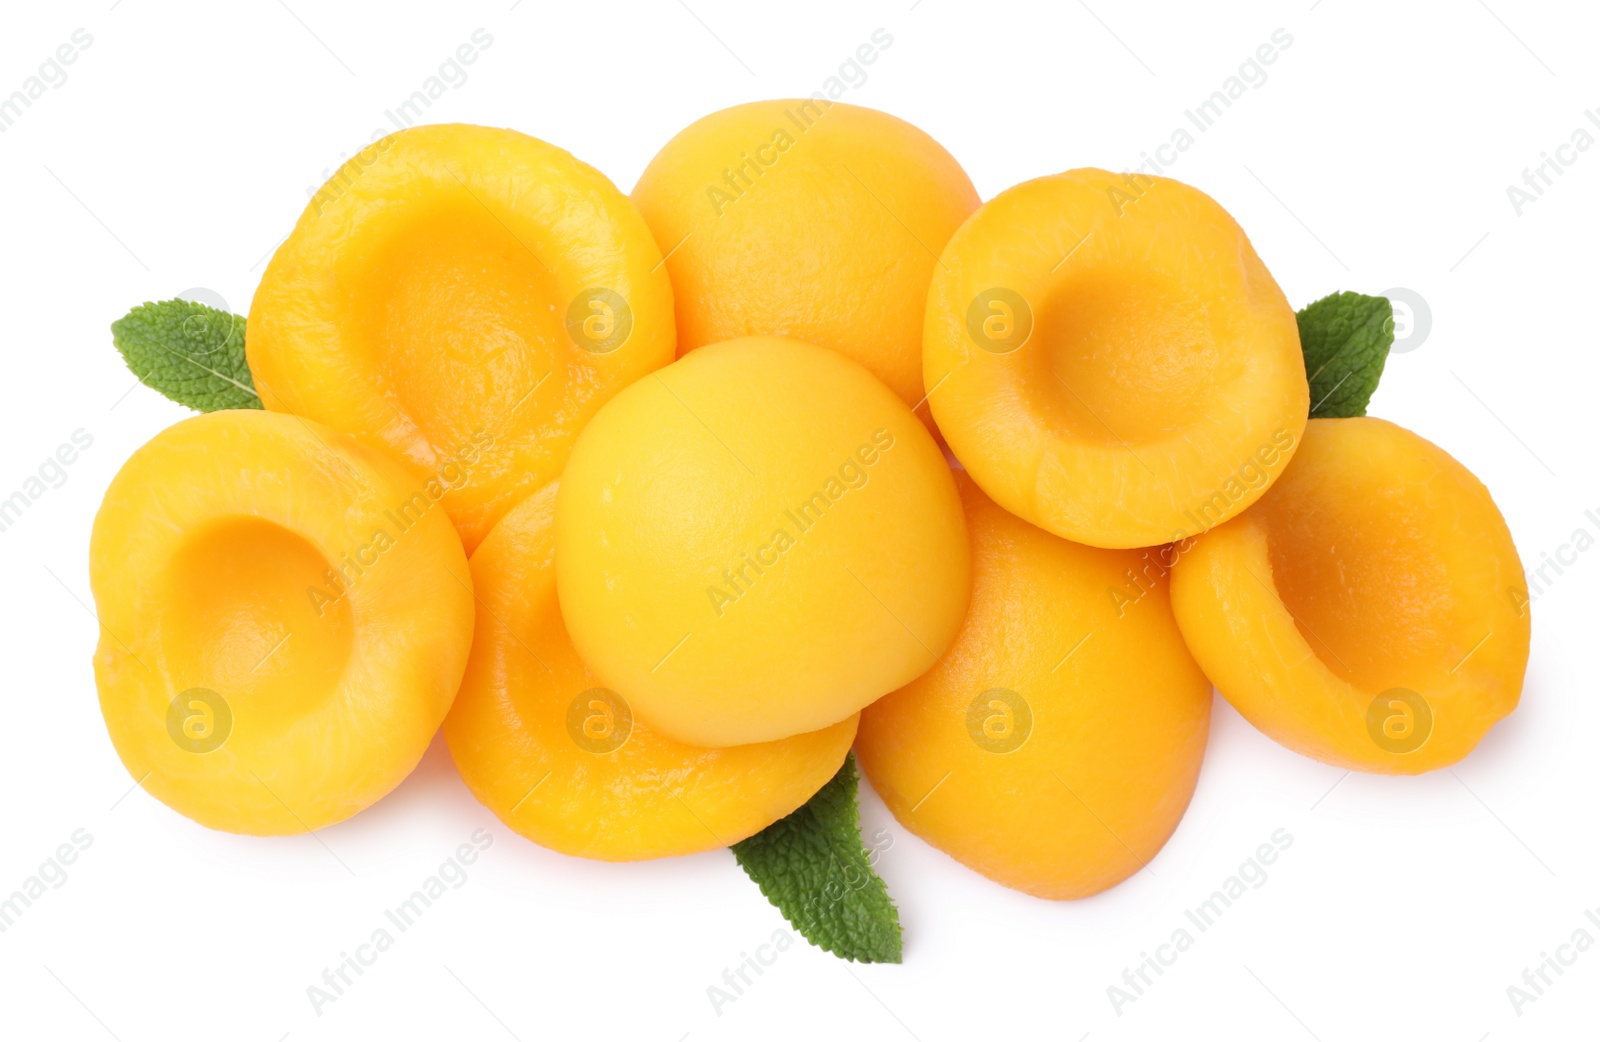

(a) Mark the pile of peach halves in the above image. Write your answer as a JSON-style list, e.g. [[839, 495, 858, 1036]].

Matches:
[[93, 100, 1528, 903]]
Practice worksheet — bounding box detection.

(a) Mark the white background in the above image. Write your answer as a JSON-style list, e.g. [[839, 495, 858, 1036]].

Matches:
[[0, 0, 1595, 1039]]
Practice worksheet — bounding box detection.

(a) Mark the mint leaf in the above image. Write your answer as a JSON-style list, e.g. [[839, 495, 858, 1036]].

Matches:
[[732, 753, 901, 963], [1296, 291, 1394, 419], [112, 299, 262, 412]]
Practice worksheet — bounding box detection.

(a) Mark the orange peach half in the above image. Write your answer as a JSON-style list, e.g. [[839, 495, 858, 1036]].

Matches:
[[924, 168, 1308, 549], [443, 482, 857, 860], [1171, 417, 1530, 773]]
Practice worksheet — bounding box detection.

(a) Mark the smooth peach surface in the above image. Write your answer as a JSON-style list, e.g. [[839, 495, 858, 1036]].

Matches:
[[1170, 417, 1530, 773], [443, 483, 857, 861], [556, 336, 969, 747], [248, 123, 675, 552], [924, 168, 1308, 549], [856, 473, 1212, 899], [632, 99, 979, 434], [90, 410, 474, 834]]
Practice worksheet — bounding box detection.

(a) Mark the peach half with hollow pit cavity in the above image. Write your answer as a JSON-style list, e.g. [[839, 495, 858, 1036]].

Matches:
[[923, 168, 1309, 549], [1170, 416, 1530, 774], [90, 409, 474, 834], [248, 123, 676, 553]]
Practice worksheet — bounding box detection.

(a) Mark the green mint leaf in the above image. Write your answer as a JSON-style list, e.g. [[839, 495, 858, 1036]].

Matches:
[[732, 753, 901, 963], [1296, 291, 1395, 419], [111, 299, 262, 412]]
